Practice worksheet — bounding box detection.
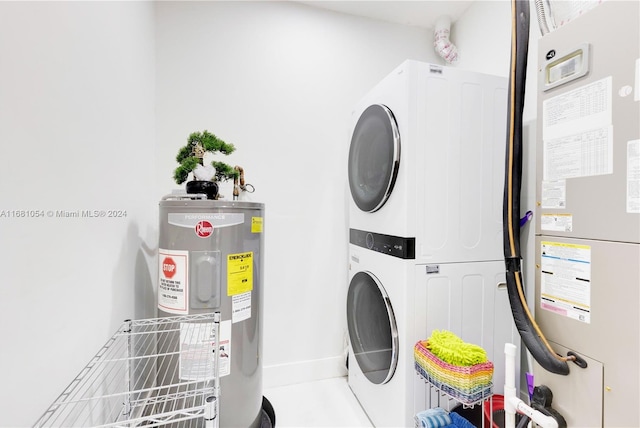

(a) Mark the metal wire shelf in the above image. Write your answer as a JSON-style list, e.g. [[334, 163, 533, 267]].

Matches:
[[415, 369, 494, 428], [34, 313, 221, 428]]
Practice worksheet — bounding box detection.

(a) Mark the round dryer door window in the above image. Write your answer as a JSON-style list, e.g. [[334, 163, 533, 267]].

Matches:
[[348, 104, 400, 212], [347, 271, 398, 385]]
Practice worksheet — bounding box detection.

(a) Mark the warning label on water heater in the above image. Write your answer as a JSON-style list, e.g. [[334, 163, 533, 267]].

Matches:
[[232, 292, 251, 323], [179, 322, 216, 381], [540, 241, 591, 323], [179, 320, 231, 380], [227, 252, 253, 296], [158, 248, 189, 314]]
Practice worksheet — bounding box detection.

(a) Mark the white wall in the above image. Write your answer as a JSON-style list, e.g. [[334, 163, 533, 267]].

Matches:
[[0, 2, 156, 426], [452, 0, 512, 77], [154, 1, 439, 387]]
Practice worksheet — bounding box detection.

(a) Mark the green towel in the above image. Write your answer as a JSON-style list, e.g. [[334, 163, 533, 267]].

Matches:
[[427, 330, 488, 366]]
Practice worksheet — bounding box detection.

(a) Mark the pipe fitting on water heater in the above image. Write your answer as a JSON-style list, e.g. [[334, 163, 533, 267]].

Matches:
[[434, 15, 459, 64]]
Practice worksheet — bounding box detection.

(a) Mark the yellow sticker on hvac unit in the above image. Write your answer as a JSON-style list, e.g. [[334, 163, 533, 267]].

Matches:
[[251, 217, 263, 233], [227, 252, 253, 296]]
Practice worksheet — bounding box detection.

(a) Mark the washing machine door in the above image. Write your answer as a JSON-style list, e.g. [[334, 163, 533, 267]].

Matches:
[[347, 271, 398, 384], [348, 104, 400, 212]]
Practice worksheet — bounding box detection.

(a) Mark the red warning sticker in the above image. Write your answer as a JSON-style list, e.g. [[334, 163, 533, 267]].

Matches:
[[162, 257, 177, 279], [158, 249, 188, 314]]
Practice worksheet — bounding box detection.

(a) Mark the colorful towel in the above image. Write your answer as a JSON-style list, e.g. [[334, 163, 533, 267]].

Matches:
[[449, 412, 476, 428], [415, 407, 452, 428]]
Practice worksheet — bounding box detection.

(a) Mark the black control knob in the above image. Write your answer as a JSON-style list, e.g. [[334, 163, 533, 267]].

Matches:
[[366, 233, 374, 250]]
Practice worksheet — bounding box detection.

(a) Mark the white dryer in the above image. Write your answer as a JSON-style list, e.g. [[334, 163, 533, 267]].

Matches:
[[347, 242, 519, 427], [348, 60, 508, 264]]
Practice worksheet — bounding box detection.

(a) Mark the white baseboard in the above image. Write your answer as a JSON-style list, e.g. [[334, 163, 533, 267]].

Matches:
[[263, 355, 347, 389]]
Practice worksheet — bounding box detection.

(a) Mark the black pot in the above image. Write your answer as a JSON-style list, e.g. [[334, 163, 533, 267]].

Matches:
[[186, 180, 218, 200]]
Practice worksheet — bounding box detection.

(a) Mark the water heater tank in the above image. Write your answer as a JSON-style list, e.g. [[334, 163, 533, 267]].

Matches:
[[158, 195, 265, 428]]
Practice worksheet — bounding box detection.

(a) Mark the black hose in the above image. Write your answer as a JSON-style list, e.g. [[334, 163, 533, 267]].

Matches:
[[516, 415, 531, 428], [503, 0, 570, 376]]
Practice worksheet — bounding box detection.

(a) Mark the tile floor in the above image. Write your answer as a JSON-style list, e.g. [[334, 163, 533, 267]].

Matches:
[[263, 377, 492, 428], [263, 377, 373, 427]]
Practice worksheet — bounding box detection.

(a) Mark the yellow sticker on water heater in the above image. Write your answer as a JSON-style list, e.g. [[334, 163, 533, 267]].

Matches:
[[251, 217, 263, 233], [227, 252, 253, 296]]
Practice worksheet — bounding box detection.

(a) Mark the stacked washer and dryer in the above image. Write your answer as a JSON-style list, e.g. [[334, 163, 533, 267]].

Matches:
[[346, 60, 520, 427]]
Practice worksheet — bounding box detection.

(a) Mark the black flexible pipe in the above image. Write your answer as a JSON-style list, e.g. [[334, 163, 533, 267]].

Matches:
[[516, 415, 531, 428], [503, 0, 570, 375]]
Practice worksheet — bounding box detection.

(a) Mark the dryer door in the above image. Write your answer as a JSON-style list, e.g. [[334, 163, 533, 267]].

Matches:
[[348, 104, 400, 212], [347, 271, 398, 384]]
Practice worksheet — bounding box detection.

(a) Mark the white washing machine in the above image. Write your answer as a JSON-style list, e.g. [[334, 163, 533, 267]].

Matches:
[[348, 60, 508, 264], [348, 242, 519, 427], [347, 243, 416, 428], [347, 60, 519, 427]]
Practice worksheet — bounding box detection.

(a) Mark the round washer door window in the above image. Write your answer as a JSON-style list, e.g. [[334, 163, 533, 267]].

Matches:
[[347, 271, 398, 385], [348, 104, 400, 213]]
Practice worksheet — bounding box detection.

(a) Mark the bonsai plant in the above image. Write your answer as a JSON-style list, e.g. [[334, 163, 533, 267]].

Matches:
[[173, 130, 239, 199]]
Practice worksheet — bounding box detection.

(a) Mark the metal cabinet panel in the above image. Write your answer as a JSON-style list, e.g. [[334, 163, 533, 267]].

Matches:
[[535, 0, 640, 244], [535, 237, 640, 426]]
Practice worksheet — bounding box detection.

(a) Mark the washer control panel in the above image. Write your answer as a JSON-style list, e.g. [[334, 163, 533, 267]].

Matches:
[[349, 228, 415, 259]]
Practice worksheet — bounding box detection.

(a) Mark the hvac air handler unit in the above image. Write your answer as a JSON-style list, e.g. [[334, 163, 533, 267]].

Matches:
[[533, 1, 639, 426], [504, 1, 639, 426]]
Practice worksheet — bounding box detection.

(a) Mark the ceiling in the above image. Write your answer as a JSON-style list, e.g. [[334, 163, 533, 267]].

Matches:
[[299, 1, 475, 29]]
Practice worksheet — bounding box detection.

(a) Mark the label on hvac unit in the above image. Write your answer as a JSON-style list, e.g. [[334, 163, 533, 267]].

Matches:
[[158, 249, 189, 314], [540, 213, 573, 232], [179, 320, 231, 380], [227, 252, 253, 296], [541, 180, 566, 209], [543, 126, 613, 181], [635, 58, 640, 102], [540, 241, 591, 323], [542, 77, 613, 181], [232, 292, 251, 323], [628, 140, 640, 213]]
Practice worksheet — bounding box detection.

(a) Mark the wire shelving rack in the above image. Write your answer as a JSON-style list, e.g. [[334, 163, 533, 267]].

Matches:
[[33, 313, 221, 428]]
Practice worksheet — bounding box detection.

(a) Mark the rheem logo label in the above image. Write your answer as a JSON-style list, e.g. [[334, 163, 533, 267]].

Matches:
[[195, 220, 213, 238]]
